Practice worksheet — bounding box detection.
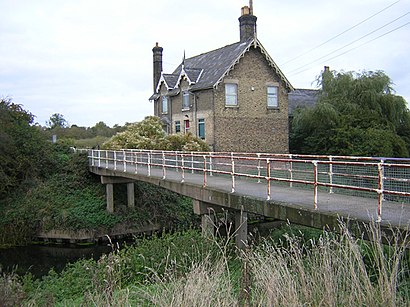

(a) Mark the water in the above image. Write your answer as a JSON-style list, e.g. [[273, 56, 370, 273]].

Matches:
[[0, 243, 113, 278]]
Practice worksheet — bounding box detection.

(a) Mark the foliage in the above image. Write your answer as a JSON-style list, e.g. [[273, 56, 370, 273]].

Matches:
[[0, 98, 56, 198], [103, 116, 209, 151], [103, 116, 167, 150], [5, 225, 409, 306], [166, 132, 209, 151], [0, 150, 198, 245], [290, 70, 410, 157], [46, 113, 67, 129], [21, 230, 220, 305]]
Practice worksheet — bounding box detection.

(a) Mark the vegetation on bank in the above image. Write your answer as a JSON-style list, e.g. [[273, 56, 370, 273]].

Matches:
[[1, 224, 409, 306], [0, 150, 197, 246], [0, 99, 206, 246]]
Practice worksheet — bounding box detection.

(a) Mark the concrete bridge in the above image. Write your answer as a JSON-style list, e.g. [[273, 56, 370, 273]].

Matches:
[[88, 149, 410, 247]]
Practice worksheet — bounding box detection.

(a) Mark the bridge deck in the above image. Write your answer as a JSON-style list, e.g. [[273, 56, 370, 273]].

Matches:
[[90, 162, 410, 230]]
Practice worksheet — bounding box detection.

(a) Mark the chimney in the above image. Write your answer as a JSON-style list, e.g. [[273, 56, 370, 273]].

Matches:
[[152, 42, 163, 92], [239, 2, 257, 42]]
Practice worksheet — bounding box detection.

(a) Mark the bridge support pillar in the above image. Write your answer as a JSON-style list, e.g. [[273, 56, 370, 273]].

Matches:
[[127, 183, 135, 209], [101, 176, 135, 213], [106, 183, 114, 213], [235, 209, 248, 249], [201, 214, 215, 238], [193, 200, 222, 238]]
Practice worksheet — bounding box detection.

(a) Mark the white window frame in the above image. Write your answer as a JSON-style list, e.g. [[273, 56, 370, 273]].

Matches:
[[182, 91, 190, 110], [161, 96, 169, 114], [198, 118, 205, 139], [267, 86, 279, 108], [225, 83, 238, 106], [184, 119, 190, 133]]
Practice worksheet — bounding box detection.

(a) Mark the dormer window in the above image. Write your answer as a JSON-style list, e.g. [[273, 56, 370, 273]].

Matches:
[[182, 91, 190, 110], [161, 96, 169, 114]]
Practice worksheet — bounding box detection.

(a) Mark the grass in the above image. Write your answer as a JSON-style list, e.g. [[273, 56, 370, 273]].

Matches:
[[1, 222, 409, 306]]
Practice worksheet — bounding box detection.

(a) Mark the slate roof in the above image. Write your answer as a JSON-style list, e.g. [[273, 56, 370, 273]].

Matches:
[[288, 89, 319, 115], [153, 37, 293, 95]]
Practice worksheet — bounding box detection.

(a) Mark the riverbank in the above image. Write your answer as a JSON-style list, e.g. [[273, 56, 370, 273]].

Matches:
[[1, 225, 409, 306]]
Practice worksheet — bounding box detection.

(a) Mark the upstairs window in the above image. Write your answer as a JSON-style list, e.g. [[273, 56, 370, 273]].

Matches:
[[267, 86, 278, 108], [161, 96, 169, 114], [225, 83, 238, 106], [198, 118, 205, 139], [175, 121, 181, 133], [182, 91, 190, 110]]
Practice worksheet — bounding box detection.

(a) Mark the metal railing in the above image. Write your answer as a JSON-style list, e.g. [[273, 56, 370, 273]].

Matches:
[[88, 149, 410, 222]]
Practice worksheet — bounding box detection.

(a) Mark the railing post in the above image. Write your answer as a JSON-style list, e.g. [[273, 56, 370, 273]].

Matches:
[[313, 161, 318, 209], [289, 154, 293, 188], [266, 159, 271, 200], [203, 155, 207, 187], [98, 150, 101, 167], [148, 151, 151, 176], [162, 151, 166, 179], [105, 150, 108, 169], [231, 152, 235, 193], [175, 151, 179, 173], [209, 152, 213, 176], [191, 152, 194, 173], [123, 149, 126, 172], [377, 161, 384, 222], [114, 151, 117, 171], [257, 153, 261, 183], [181, 154, 185, 183], [91, 150, 95, 166], [135, 152, 138, 174], [329, 156, 334, 194]]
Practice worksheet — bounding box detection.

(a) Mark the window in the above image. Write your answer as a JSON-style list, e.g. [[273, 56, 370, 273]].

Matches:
[[267, 86, 278, 108], [161, 96, 168, 114], [225, 83, 238, 106], [184, 119, 190, 133], [198, 118, 205, 139], [182, 91, 190, 110], [175, 121, 181, 133]]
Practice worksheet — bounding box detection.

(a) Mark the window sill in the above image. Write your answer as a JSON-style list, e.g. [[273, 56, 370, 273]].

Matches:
[[224, 105, 239, 109], [182, 108, 190, 112], [267, 107, 279, 111]]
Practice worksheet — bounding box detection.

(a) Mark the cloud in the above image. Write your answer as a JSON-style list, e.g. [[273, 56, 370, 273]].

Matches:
[[0, 0, 409, 127]]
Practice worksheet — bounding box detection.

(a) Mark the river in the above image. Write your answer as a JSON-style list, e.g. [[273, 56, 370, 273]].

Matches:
[[0, 243, 113, 278]]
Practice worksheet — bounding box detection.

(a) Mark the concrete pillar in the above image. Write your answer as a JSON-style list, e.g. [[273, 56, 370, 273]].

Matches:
[[127, 182, 135, 209], [235, 210, 248, 249], [201, 213, 215, 238], [106, 183, 114, 213], [193, 199, 219, 238]]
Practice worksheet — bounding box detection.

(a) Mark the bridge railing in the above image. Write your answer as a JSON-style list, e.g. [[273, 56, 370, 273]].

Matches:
[[88, 149, 410, 222]]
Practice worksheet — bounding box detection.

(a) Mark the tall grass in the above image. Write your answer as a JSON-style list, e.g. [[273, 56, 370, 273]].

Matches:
[[246, 223, 409, 306], [2, 223, 409, 306]]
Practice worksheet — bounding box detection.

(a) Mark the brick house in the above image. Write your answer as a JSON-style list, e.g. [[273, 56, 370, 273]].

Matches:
[[149, 3, 293, 153]]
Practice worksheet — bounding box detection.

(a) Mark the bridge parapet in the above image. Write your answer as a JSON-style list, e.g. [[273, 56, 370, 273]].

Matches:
[[88, 149, 410, 223]]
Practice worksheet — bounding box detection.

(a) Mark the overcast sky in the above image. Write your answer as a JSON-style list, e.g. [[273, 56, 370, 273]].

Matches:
[[0, 0, 409, 127]]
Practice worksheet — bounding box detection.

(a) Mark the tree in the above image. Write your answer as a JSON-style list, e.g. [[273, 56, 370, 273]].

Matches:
[[47, 113, 67, 129], [103, 116, 209, 151], [290, 70, 410, 157], [0, 98, 55, 198]]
